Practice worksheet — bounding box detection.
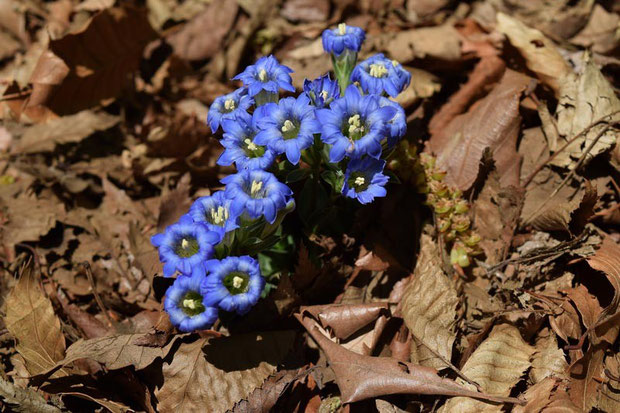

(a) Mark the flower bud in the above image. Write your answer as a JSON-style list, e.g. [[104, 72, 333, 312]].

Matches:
[[428, 181, 449, 198], [451, 189, 463, 199], [429, 168, 447, 181], [434, 199, 453, 215], [419, 153, 435, 169], [437, 218, 451, 233], [451, 215, 471, 232], [461, 232, 481, 247], [450, 245, 470, 268], [444, 230, 457, 242], [453, 199, 469, 214]]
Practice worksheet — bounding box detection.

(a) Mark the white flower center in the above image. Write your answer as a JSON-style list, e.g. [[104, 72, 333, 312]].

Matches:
[[391, 60, 399, 67], [258, 69, 268, 82], [210, 206, 229, 225], [232, 275, 244, 289], [338, 23, 346, 35], [319, 90, 329, 100], [250, 180, 263, 196], [369, 63, 388, 78], [354, 176, 365, 186], [348, 114, 365, 135], [244, 138, 257, 151], [183, 298, 198, 309], [224, 98, 236, 111], [281, 119, 295, 133], [181, 238, 189, 249]]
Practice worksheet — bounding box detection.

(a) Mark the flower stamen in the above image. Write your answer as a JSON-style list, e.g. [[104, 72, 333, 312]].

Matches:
[[232, 276, 244, 289], [347, 114, 365, 136], [210, 206, 229, 225], [354, 176, 365, 186], [258, 69, 268, 82], [281, 119, 295, 133], [181, 238, 189, 249], [369, 63, 388, 78], [338, 23, 346, 35], [244, 138, 257, 151], [224, 98, 236, 111], [250, 180, 264, 197]]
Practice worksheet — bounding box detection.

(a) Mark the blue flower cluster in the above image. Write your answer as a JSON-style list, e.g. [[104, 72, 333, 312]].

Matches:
[[153, 24, 411, 332]]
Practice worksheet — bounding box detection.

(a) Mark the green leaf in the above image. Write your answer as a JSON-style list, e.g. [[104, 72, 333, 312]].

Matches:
[[286, 167, 311, 184]]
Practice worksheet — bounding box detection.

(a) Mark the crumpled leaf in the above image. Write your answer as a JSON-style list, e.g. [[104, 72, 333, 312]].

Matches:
[[587, 237, 620, 326], [0, 377, 62, 413], [155, 331, 295, 413], [5, 261, 67, 376], [296, 313, 522, 405], [439, 324, 534, 412], [571, 4, 620, 55], [300, 303, 389, 340], [280, 0, 329, 22], [496, 13, 571, 94], [12, 110, 119, 153], [27, 6, 158, 115], [596, 352, 620, 412], [551, 52, 620, 169], [428, 69, 531, 191], [400, 234, 459, 370], [513, 377, 580, 413], [167, 0, 238, 61], [529, 329, 568, 384]]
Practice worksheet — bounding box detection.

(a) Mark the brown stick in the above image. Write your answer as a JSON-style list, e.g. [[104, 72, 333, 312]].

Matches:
[[81, 262, 114, 328]]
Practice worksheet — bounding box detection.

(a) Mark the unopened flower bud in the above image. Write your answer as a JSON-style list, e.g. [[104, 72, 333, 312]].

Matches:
[[451, 189, 463, 199], [453, 200, 469, 214], [452, 215, 471, 232], [450, 245, 470, 268], [419, 153, 435, 169], [444, 230, 457, 242], [428, 181, 449, 198], [461, 232, 481, 247], [429, 168, 447, 181], [437, 218, 451, 233], [434, 199, 453, 215]]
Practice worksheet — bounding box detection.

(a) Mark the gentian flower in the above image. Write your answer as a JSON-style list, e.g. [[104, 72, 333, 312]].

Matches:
[[342, 157, 389, 204], [322, 23, 365, 56], [254, 94, 322, 165], [151, 214, 221, 277], [351, 54, 410, 97], [218, 112, 276, 170], [207, 88, 253, 132], [233, 55, 294, 100], [303, 74, 340, 108], [222, 169, 293, 224], [189, 191, 240, 240], [316, 85, 396, 162], [201, 256, 265, 315], [164, 272, 218, 332], [379, 97, 406, 146]]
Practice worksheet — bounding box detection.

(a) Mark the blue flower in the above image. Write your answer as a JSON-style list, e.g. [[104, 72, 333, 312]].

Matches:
[[164, 272, 219, 332], [342, 157, 389, 204], [188, 191, 240, 241], [303, 74, 340, 108], [316, 85, 396, 162], [151, 214, 221, 277], [322, 23, 366, 56], [222, 169, 293, 224], [218, 112, 276, 170], [201, 256, 265, 315], [351, 54, 410, 97], [207, 88, 253, 132], [379, 97, 406, 147], [254, 94, 322, 165], [233, 55, 295, 97]]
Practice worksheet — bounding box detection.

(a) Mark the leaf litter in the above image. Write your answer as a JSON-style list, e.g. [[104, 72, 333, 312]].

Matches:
[[0, 0, 619, 412]]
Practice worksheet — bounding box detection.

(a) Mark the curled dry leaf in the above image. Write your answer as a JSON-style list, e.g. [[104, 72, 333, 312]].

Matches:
[[400, 234, 459, 370], [596, 352, 620, 412], [0, 377, 62, 413], [529, 328, 569, 384], [495, 13, 571, 94], [296, 313, 522, 405], [438, 324, 534, 413], [571, 4, 620, 55], [513, 377, 580, 413], [428, 69, 531, 191], [551, 52, 620, 169], [11, 110, 119, 154], [300, 303, 389, 340], [154, 331, 295, 413], [5, 261, 67, 376], [28, 6, 158, 115]]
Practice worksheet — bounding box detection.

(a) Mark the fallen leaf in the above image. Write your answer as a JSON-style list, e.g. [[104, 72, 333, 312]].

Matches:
[[496, 13, 571, 94], [587, 237, 620, 329], [439, 324, 534, 412], [157, 172, 191, 230], [513, 377, 580, 413], [280, 0, 329, 22], [394, 66, 441, 109], [529, 328, 569, 384], [571, 4, 620, 55], [300, 303, 389, 340], [167, 0, 238, 61], [429, 69, 531, 191], [400, 234, 459, 370], [5, 261, 67, 376], [551, 52, 620, 169], [0, 377, 62, 413], [155, 331, 296, 413], [11, 110, 119, 154], [596, 352, 620, 411], [296, 313, 522, 405], [27, 6, 158, 115]]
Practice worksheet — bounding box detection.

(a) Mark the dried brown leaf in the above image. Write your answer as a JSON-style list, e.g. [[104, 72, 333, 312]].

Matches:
[[231, 368, 309, 413], [0, 377, 62, 413], [400, 234, 459, 370], [530, 329, 569, 384], [571, 4, 620, 55], [513, 377, 580, 413], [28, 6, 157, 115], [167, 0, 238, 61], [596, 352, 620, 412], [587, 237, 620, 325], [301, 303, 389, 340], [496, 13, 571, 94], [280, 0, 329, 22], [155, 331, 295, 413], [296, 313, 522, 405], [428, 69, 530, 191], [11, 110, 119, 154], [157, 172, 191, 230], [439, 324, 534, 412], [551, 52, 620, 169], [373, 24, 462, 63], [5, 261, 67, 376]]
